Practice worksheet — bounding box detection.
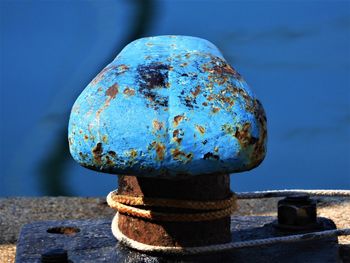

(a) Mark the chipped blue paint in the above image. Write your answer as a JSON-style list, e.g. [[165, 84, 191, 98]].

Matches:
[[68, 35, 267, 177]]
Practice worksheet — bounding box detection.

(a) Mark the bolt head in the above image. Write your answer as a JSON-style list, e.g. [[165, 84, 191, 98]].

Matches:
[[276, 195, 318, 231]]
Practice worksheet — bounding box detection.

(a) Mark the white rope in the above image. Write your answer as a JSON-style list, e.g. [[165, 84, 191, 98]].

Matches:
[[236, 189, 350, 199], [112, 214, 350, 255]]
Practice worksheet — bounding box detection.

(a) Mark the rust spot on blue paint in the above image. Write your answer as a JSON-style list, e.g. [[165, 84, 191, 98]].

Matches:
[[108, 151, 116, 157], [106, 84, 119, 99], [123, 87, 135, 96], [155, 142, 166, 161], [173, 129, 184, 144], [129, 149, 138, 158], [171, 148, 193, 163], [203, 152, 220, 160], [138, 63, 169, 89], [212, 107, 220, 114], [92, 142, 103, 165], [196, 125, 205, 135], [173, 115, 185, 127], [191, 85, 201, 97], [152, 120, 164, 131], [137, 62, 170, 110]]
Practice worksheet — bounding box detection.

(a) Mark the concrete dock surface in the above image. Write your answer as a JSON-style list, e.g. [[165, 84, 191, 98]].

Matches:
[[1, 196, 349, 262]]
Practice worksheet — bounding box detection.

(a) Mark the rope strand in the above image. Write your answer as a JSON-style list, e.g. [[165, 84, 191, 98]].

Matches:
[[109, 189, 350, 254], [236, 189, 350, 199], [112, 214, 350, 255]]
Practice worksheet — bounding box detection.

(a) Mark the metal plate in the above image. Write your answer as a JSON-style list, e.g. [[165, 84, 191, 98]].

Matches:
[[15, 216, 340, 263]]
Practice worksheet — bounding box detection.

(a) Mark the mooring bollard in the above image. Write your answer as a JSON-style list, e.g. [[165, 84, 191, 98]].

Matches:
[[68, 35, 267, 250], [14, 35, 349, 263]]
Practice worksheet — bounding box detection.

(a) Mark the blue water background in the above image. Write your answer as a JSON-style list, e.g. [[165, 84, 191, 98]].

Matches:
[[0, 0, 349, 196]]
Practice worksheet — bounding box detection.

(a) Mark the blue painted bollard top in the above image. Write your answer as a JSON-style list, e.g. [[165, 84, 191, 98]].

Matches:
[[68, 35, 267, 177]]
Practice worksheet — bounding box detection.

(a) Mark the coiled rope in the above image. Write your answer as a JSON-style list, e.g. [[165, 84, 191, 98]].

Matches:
[[108, 189, 350, 255], [107, 190, 237, 222], [107, 190, 237, 210]]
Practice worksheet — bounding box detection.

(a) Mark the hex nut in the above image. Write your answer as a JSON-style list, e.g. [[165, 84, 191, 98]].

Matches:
[[277, 195, 319, 231]]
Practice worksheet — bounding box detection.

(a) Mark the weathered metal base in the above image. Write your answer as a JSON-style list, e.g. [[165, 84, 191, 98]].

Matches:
[[117, 174, 231, 246], [15, 216, 341, 263]]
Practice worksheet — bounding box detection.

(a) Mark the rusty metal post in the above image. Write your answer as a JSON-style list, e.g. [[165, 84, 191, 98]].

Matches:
[[117, 174, 231, 246]]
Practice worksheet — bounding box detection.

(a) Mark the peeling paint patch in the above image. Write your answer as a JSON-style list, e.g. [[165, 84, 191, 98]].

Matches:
[[203, 152, 220, 160], [222, 123, 235, 136], [171, 148, 193, 163], [153, 120, 164, 131]]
